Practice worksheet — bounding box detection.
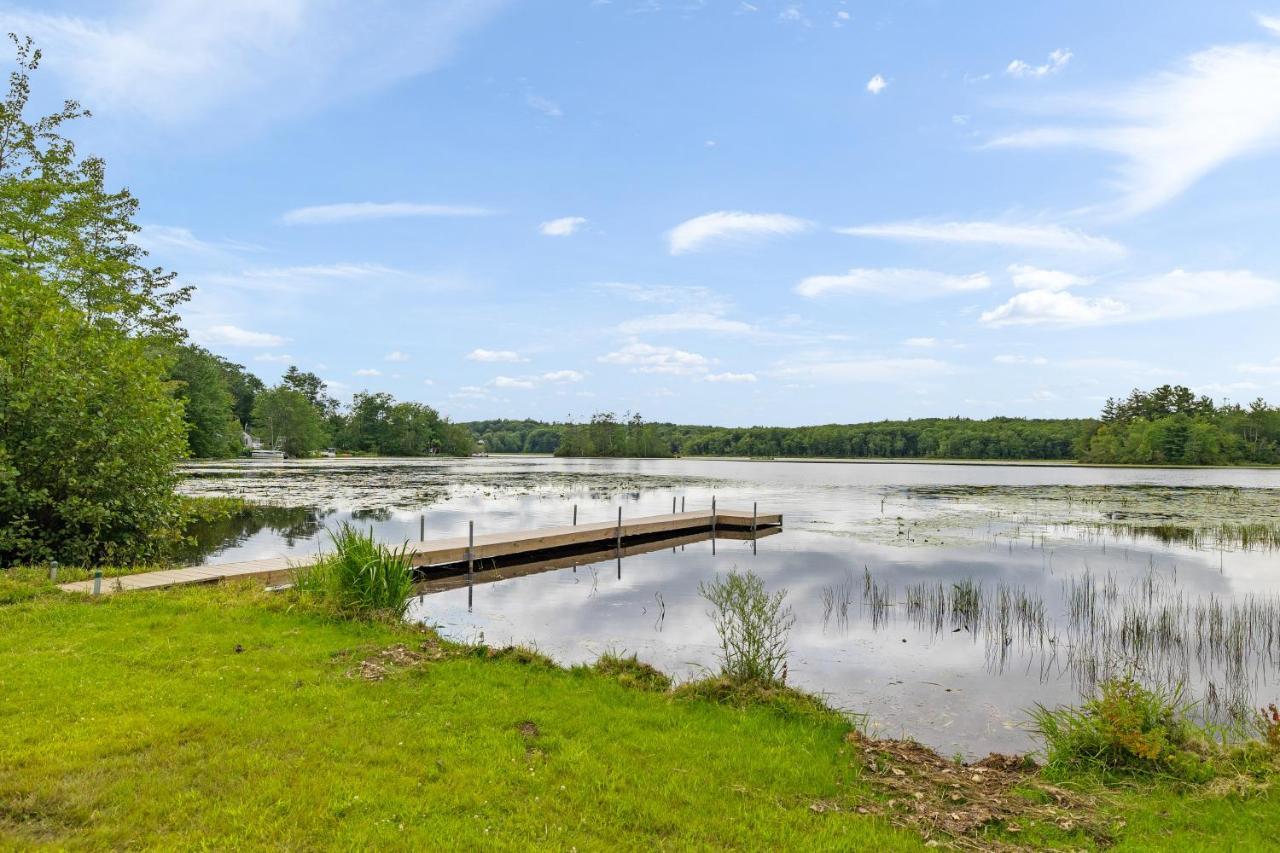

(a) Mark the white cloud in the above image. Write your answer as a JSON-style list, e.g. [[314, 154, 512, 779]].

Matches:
[[1261, 14, 1280, 36], [980, 269, 1280, 327], [866, 74, 887, 95], [196, 324, 287, 347], [980, 290, 1128, 327], [796, 268, 991, 298], [467, 348, 526, 363], [253, 352, 295, 364], [837, 220, 1125, 255], [617, 312, 755, 335], [491, 375, 535, 389], [384, 351, 410, 363], [135, 224, 246, 255], [903, 337, 938, 348], [539, 216, 587, 236], [540, 370, 585, 383], [705, 372, 758, 383], [354, 368, 382, 377], [1006, 48, 1072, 78], [771, 357, 955, 383], [282, 202, 493, 225], [598, 342, 713, 375], [668, 211, 811, 255], [988, 42, 1280, 216], [993, 354, 1049, 365], [1008, 264, 1090, 291], [1, 1, 507, 129]]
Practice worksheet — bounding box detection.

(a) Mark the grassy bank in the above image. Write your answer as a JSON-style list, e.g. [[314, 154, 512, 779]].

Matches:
[[2, 579, 1278, 849]]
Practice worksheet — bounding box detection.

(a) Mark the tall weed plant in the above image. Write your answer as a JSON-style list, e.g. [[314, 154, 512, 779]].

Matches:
[[700, 570, 794, 685]]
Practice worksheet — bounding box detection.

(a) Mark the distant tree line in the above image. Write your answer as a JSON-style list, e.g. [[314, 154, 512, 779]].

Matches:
[[464, 386, 1280, 466], [169, 349, 474, 459]]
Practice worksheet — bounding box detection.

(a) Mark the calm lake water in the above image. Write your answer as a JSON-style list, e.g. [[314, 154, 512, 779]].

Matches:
[[180, 456, 1280, 756]]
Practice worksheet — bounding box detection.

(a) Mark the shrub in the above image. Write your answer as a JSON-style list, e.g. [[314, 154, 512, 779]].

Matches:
[[293, 524, 415, 618], [699, 570, 794, 685], [1030, 677, 1214, 781]]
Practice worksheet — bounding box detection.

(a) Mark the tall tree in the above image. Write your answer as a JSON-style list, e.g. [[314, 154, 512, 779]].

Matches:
[[0, 35, 189, 564], [251, 387, 328, 458]]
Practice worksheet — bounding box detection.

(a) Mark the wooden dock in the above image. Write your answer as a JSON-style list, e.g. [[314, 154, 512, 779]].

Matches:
[[58, 508, 781, 595]]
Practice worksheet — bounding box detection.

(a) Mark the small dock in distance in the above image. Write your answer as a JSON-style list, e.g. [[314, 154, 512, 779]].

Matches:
[[58, 507, 783, 595]]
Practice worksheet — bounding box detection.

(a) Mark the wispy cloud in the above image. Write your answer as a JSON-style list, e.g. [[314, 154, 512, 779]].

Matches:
[[617, 312, 755, 335], [866, 74, 887, 94], [384, 351, 410, 363], [354, 368, 383, 377], [525, 93, 563, 117], [770, 356, 956, 383], [1006, 48, 1072, 78], [599, 342, 714, 375], [539, 216, 587, 236], [282, 202, 494, 225], [668, 211, 811, 254], [837, 220, 1125, 255], [0, 1, 508, 129], [797, 267, 991, 298], [1008, 264, 1090, 291], [195, 324, 288, 348], [705, 372, 757, 383], [981, 269, 1280, 327], [467, 348, 526, 363], [490, 370, 585, 390], [1261, 14, 1280, 36], [988, 40, 1280, 216]]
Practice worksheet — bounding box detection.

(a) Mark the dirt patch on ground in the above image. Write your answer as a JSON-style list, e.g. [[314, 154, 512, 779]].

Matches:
[[844, 731, 1109, 850], [340, 641, 449, 681]]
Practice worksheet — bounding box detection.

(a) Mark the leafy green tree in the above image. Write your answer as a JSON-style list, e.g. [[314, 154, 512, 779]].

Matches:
[[217, 356, 264, 425], [252, 387, 328, 458], [0, 35, 191, 565], [282, 365, 338, 417], [169, 344, 242, 458], [0, 272, 187, 564]]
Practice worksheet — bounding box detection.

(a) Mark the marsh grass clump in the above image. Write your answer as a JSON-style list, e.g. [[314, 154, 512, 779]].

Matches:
[[673, 677, 844, 724], [1031, 676, 1219, 782], [590, 653, 673, 692], [699, 570, 794, 685], [292, 523, 415, 618]]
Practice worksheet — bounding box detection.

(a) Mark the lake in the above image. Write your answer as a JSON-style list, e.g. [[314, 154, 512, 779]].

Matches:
[[179, 455, 1280, 756]]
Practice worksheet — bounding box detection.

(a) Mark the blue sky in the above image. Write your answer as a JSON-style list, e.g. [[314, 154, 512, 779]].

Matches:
[[8, 0, 1280, 426]]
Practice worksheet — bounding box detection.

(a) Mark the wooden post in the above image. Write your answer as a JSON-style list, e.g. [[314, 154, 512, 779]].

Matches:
[[92, 569, 102, 596], [616, 506, 623, 580], [681, 496, 685, 512], [573, 504, 577, 526], [467, 520, 474, 609], [419, 514, 425, 541], [752, 501, 757, 535], [672, 496, 677, 515], [711, 495, 716, 537]]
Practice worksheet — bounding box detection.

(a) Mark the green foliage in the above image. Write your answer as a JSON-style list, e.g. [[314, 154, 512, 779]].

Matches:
[[0, 273, 187, 566], [673, 677, 846, 725], [555, 411, 670, 457], [292, 523, 415, 617], [336, 391, 473, 456], [251, 386, 329, 457], [699, 570, 795, 686], [169, 344, 243, 458], [1085, 385, 1280, 465], [1031, 677, 1217, 782]]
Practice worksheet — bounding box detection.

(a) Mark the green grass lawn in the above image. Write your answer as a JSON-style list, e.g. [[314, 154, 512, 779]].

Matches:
[[2, 578, 1277, 850]]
